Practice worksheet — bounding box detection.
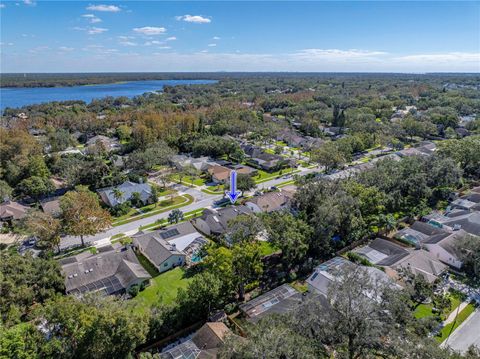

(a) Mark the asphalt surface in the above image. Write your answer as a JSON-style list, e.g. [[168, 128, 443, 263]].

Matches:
[[442, 309, 480, 353]]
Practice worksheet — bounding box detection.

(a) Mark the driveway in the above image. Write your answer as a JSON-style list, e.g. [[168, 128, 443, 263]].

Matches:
[[442, 309, 480, 353]]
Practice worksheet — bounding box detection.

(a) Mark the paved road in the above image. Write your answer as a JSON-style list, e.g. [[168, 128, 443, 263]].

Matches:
[[60, 186, 222, 249], [59, 165, 321, 249], [442, 309, 480, 353]]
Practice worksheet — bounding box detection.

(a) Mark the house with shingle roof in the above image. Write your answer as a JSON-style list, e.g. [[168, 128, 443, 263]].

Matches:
[[132, 226, 188, 273], [353, 238, 448, 283], [208, 165, 232, 184], [245, 190, 294, 213], [97, 181, 153, 207], [60, 246, 151, 296], [0, 200, 29, 222], [160, 322, 233, 359], [191, 205, 253, 237]]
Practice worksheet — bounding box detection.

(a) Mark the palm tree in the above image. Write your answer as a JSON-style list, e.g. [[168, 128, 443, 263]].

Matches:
[[112, 188, 124, 205], [377, 214, 397, 236]]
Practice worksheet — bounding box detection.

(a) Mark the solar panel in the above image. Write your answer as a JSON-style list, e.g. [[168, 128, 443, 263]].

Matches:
[[160, 228, 180, 240]]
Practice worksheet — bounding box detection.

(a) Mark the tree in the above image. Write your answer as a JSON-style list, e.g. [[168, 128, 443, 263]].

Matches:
[[232, 242, 263, 301], [130, 191, 143, 207], [27, 155, 51, 178], [116, 125, 132, 142], [455, 234, 480, 279], [262, 211, 312, 271], [311, 142, 345, 173], [398, 268, 434, 308], [376, 213, 397, 236], [61, 186, 112, 247], [149, 186, 159, 207], [225, 214, 263, 245], [17, 176, 55, 201], [33, 295, 149, 359], [224, 173, 256, 192], [23, 210, 62, 252], [0, 180, 13, 200], [0, 251, 64, 327], [112, 188, 124, 204], [168, 209, 184, 224]]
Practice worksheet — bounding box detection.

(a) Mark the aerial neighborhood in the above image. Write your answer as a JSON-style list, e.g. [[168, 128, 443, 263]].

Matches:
[[1, 75, 480, 357]]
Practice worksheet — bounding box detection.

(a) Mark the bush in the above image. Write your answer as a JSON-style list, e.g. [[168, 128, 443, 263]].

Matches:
[[128, 284, 140, 297], [346, 251, 373, 267], [110, 201, 132, 216]]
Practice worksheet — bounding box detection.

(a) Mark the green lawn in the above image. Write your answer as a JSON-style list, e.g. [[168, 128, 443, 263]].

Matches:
[[113, 194, 194, 226], [253, 168, 300, 184], [414, 292, 463, 320], [202, 184, 225, 194], [258, 241, 280, 256], [170, 173, 206, 186], [132, 267, 195, 312], [436, 303, 476, 343], [275, 141, 287, 147]]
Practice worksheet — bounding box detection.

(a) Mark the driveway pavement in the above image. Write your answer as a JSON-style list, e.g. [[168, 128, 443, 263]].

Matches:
[[442, 309, 480, 353]]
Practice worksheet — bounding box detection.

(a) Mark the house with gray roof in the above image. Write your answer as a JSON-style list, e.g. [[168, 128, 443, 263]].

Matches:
[[354, 238, 448, 283], [241, 144, 293, 171], [160, 322, 232, 359], [307, 256, 394, 297], [245, 190, 294, 213], [97, 181, 153, 207], [132, 226, 188, 273], [60, 246, 151, 296], [191, 205, 253, 237]]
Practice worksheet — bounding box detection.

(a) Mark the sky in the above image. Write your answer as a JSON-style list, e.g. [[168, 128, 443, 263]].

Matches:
[[0, 1, 479, 73]]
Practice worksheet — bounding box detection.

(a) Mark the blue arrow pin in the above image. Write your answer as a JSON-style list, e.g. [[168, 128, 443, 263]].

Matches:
[[225, 170, 241, 204]]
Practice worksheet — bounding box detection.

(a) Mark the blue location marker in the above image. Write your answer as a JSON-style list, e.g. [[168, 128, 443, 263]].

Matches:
[[225, 170, 241, 204]]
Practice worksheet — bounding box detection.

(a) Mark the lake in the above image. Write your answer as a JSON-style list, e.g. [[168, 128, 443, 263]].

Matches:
[[0, 79, 217, 111]]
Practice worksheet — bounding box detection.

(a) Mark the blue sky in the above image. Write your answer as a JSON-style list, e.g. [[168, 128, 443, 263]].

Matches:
[[1, 1, 479, 72]]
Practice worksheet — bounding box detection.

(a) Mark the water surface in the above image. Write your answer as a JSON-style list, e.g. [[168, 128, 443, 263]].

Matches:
[[0, 79, 217, 110]]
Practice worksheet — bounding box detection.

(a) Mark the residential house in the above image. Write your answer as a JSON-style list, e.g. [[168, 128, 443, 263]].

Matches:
[[397, 141, 436, 158], [132, 229, 186, 273], [307, 257, 393, 297], [86, 135, 120, 152], [208, 165, 232, 184], [40, 197, 62, 217], [241, 144, 292, 171], [353, 238, 447, 283], [239, 284, 327, 323], [396, 220, 467, 269], [171, 155, 215, 172], [97, 181, 153, 207], [0, 200, 29, 222], [276, 129, 307, 148], [60, 246, 151, 296], [245, 190, 294, 213], [191, 205, 253, 236], [135, 222, 208, 266], [231, 164, 257, 176], [160, 322, 232, 359], [424, 211, 480, 237], [449, 192, 480, 212]]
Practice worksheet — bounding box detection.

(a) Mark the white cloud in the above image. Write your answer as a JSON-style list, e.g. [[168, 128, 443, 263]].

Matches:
[[207, 43, 217, 47], [86, 4, 121, 12], [133, 26, 166, 35], [144, 40, 161, 46], [294, 48, 388, 59], [0, 4, 5, 8], [395, 52, 480, 63], [23, 0, 36, 6], [118, 36, 134, 40], [166, 36, 177, 41], [58, 46, 74, 52], [88, 27, 108, 35], [82, 14, 102, 23], [158, 46, 171, 49], [119, 41, 137, 46], [175, 15, 211, 24], [212, 36, 220, 40]]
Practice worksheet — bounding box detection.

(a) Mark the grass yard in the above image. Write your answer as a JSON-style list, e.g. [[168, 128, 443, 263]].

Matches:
[[275, 141, 287, 147], [414, 292, 463, 320], [436, 303, 476, 343], [138, 208, 206, 231], [258, 241, 280, 256], [170, 173, 206, 186], [254, 168, 300, 184], [202, 184, 225, 194], [113, 194, 194, 226], [132, 267, 195, 312]]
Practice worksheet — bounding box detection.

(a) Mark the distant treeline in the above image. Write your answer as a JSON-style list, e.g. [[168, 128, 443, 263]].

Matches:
[[2, 72, 479, 88]]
